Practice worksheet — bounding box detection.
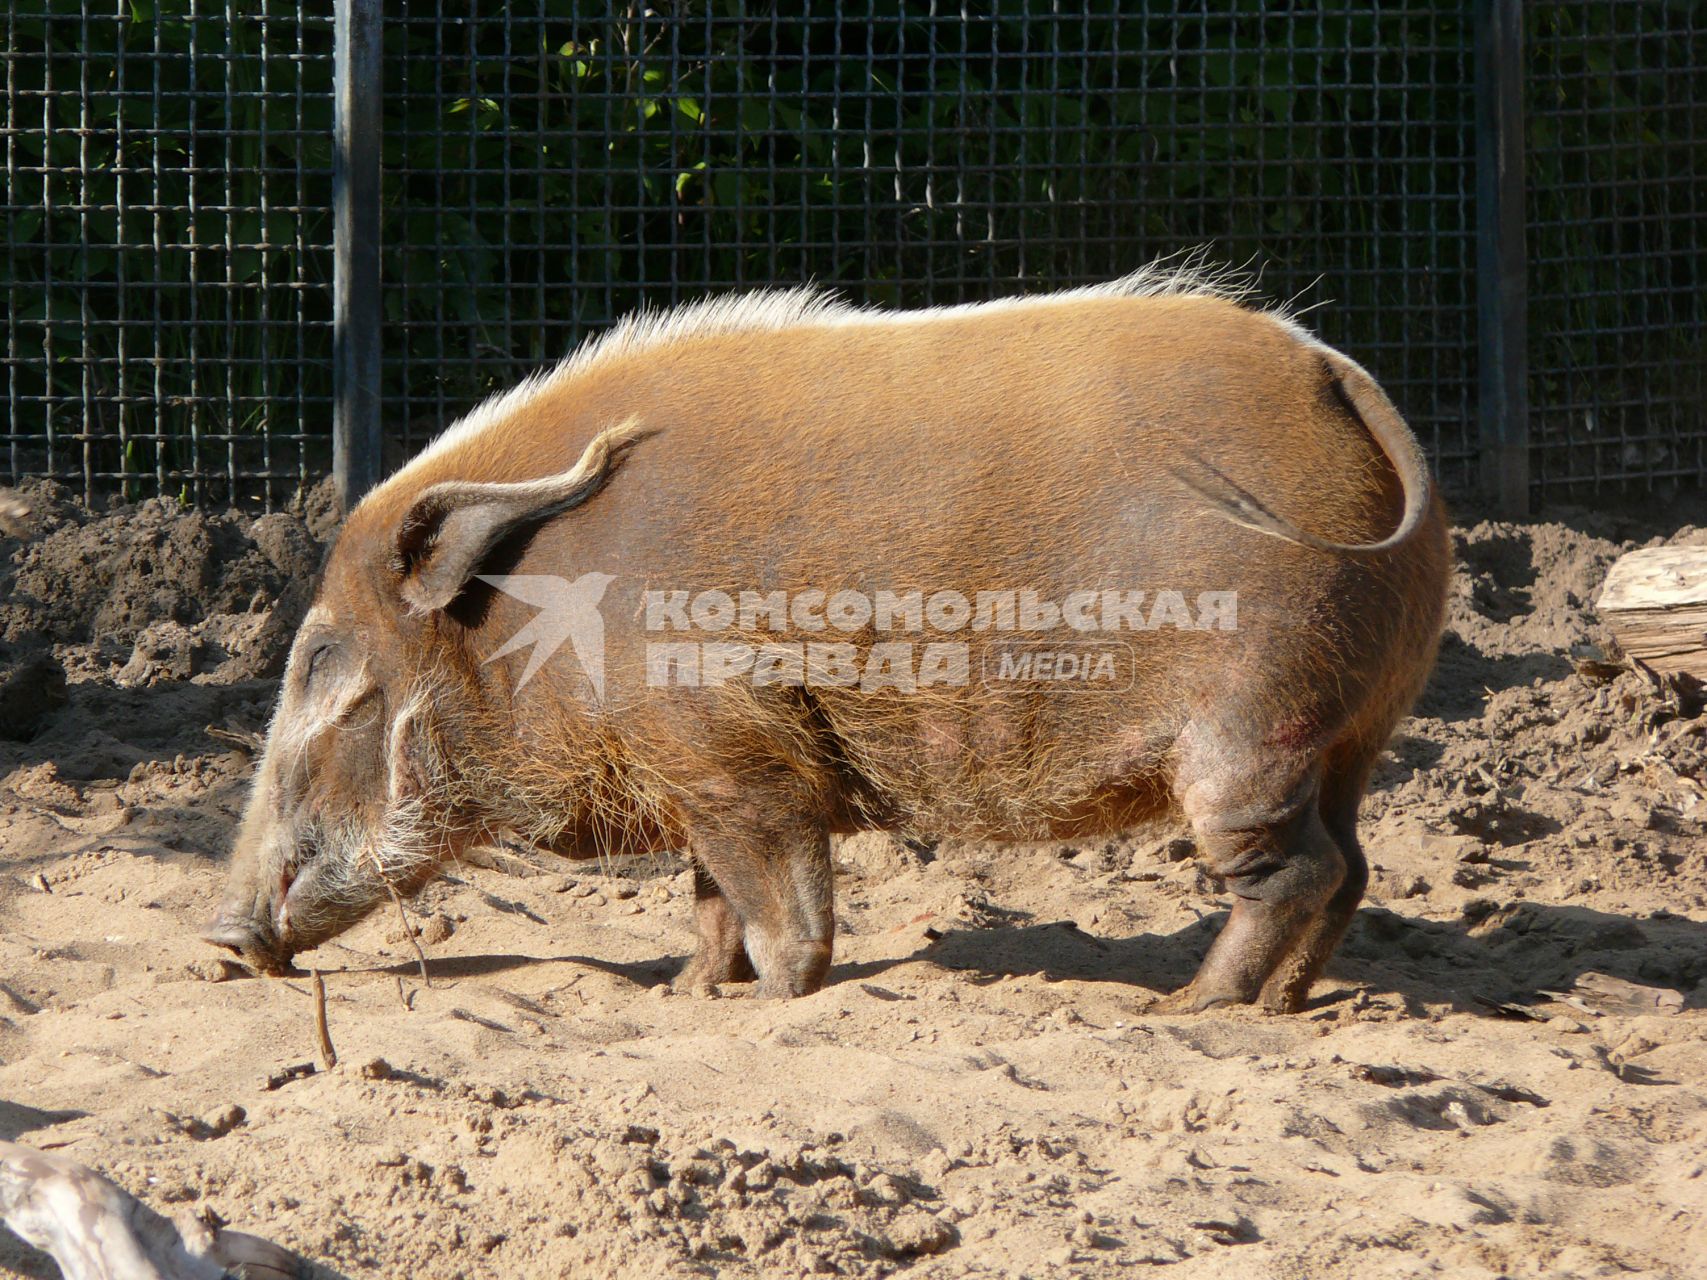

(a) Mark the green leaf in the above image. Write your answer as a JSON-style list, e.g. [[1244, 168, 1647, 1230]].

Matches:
[[676, 159, 707, 197]]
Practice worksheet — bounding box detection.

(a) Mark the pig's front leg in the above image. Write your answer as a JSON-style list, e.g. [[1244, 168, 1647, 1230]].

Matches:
[[687, 816, 835, 999], [674, 865, 758, 992]]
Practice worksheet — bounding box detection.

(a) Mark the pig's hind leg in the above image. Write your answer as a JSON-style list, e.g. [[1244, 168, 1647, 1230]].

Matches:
[[1253, 745, 1376, 1013], [1157, 727, 1348, 1014]]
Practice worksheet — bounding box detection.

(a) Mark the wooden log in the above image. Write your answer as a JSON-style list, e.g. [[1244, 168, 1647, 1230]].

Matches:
[[1595, 545, 1707, 680], [0, 1141, 302, 1280]]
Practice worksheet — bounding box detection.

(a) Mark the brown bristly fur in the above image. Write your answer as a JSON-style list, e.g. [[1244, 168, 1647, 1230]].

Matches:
[[207, 259, 1451, 1013]]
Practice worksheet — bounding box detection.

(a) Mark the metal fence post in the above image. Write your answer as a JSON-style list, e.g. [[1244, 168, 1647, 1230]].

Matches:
[[1476, 0, 1529, 516], [333, 0, 383, 512]]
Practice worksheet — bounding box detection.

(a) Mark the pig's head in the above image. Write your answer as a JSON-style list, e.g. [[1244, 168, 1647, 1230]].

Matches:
[[203, 428, 640, 973], [201, 547, 463, 975]]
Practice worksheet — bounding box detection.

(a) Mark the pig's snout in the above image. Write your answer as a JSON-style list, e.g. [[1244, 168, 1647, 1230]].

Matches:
[[202, 912, 265, 954], [202, 895, 296, 976]]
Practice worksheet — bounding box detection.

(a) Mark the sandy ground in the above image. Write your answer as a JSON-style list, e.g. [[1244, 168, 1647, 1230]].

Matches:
[[0, 481, 1704, 1280]]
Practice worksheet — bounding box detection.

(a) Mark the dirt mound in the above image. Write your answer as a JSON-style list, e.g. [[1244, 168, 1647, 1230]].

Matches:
[[0, 479, 320, 661], [1, 497, 1704, 1279], [1358, 516, 1707, 1003], [0, 481, 322, 772]]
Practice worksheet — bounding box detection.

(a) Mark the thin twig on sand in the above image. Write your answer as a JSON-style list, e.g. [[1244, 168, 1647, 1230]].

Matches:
[[312, 969, 337, 1070], [383, 878, 433, 988]]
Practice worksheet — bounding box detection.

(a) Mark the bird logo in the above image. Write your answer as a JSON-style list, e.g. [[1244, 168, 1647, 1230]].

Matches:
[[478, 572, 616, 697]]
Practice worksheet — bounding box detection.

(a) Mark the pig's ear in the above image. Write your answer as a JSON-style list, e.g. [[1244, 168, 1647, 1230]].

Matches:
[[392, 484, 545, 614], [390, 420, 645, 613]]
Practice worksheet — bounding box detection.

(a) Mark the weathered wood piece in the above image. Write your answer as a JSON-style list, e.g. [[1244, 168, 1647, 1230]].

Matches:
[[1551, 971, 1686, 1019], [1596, 545, 1707, 680], [0, 490, 30, 538], [0, 1141, 301, 1280]]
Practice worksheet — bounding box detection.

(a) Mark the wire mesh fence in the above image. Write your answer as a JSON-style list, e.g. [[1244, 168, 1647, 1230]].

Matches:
[[385, 2, 1479, 486], [1, 1, 1702, 508], [3, 0, 335, 506], [1525, 0, 1707, 493]]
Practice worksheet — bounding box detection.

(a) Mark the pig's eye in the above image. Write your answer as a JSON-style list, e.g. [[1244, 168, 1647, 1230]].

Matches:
[[296, 829, 324, 867], [304, 640, 336, 683]]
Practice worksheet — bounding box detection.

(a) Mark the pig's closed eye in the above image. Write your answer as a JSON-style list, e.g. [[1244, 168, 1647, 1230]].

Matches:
[[295, 828, 324, 867], [304, 641, 335, 682]]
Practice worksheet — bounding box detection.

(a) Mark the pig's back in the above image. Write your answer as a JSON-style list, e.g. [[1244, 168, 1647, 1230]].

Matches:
[[542, 292, 1408, 595]]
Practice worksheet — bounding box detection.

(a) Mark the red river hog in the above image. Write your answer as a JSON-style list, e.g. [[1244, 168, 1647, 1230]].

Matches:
[[205, 263, 1450, 1012]]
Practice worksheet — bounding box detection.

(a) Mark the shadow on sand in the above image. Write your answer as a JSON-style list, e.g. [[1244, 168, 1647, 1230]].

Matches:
[[825, 899, 1704, 1015]]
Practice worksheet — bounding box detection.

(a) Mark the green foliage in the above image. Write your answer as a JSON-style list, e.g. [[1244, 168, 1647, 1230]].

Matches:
[[380, 1, 1488, 457], [4, 0, 334, 495], [1524, 2, 1707, 483]]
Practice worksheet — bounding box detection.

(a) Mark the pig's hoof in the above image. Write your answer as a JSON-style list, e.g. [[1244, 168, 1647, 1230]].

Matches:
[[670, 970, 722, 998], [1151, 985, 1240, 1014], [1255, 957, 1319, 1014], [753, 978, 818, 1000], [1259, 988, 1310, 1015], [671, 961, 740, 997], [674, 941, 757, 994]]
